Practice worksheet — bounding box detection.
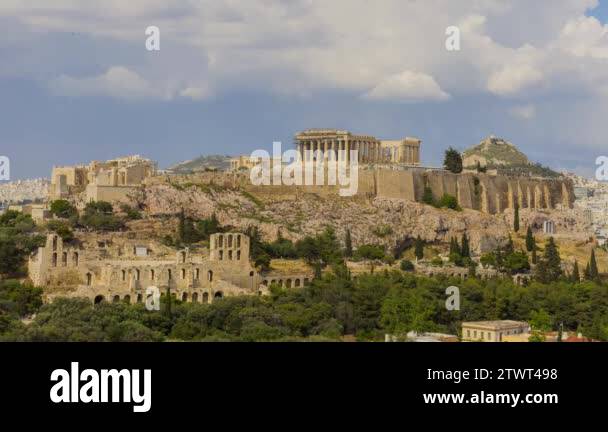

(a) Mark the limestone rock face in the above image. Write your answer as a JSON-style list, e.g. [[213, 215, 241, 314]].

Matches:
[[134, 179, 591, 255]]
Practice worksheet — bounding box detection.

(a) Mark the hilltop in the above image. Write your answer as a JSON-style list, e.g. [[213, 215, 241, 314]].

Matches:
[[168, 155, 232, 173], [463, 136, 560, 178]]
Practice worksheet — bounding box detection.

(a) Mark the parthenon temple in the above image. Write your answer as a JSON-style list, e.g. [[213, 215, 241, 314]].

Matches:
[[294, 129, 421, 165]]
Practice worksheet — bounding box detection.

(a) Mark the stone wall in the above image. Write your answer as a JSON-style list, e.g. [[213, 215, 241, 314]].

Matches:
[[370, 169, 574, 215]]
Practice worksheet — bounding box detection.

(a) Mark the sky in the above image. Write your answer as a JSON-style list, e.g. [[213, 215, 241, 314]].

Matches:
[[1, 0, 608, 180]]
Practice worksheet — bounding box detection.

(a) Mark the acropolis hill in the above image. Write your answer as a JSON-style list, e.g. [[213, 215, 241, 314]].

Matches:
[[24, 132, 593, 305]]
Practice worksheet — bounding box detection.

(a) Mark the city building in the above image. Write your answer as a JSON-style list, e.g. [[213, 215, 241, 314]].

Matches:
[[462, 320, 530, 342]]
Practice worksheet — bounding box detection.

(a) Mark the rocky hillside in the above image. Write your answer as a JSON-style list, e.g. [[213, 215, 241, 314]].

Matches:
[[463, 136, 530, 168], [463, 136, 561, 178], [131, 179, 586, 255]]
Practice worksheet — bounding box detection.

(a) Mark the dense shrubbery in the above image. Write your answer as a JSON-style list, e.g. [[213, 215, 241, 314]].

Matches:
[[2, 268, 607, 341], [421, 187, 461, 211], [0, 211, 45, 277]]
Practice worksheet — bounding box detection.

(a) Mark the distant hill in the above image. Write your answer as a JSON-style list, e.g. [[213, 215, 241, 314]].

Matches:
[[168, 155, 232, 173], [462, 136, 560, 178]]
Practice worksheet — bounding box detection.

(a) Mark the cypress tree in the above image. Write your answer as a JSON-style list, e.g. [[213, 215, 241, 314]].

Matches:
[[415, 236, 424, 260], [177, 208, 186, 245], [572, 260, 580, 283], [344, 229, 353, 258], [588, 249, 599, 281], [526, 226, 535, 252], [449, 237, 458, 255], [534, 258, 548, 283], [461, 233, 470, 258], [505, 235, 514, 255], [514, 202, 520, 232]]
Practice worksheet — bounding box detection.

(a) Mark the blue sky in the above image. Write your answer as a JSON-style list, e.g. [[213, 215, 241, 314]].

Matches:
[[1, 0, 608, 180]]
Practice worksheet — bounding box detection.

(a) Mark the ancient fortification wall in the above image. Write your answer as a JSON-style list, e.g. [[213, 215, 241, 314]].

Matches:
[[369, 169, 574, 214], [155, 167, 574, 215]]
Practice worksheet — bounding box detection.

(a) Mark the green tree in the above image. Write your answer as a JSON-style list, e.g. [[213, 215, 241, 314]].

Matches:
[[461, 233, 470, 258], [503, 251, 530, 275], [572, 260, 580, 283], [344, 229, 353, 258], [46, 220, 74, 242], [414, 236, 424, 260], [400, 260, 415, 272], [543, 237, 562, 282], [437, 194, 461, 210], [587, 249, 599, 281], [530, 309, 552, 332], [534, 238, 562, 283], [525, 226, 535, 252], [443, 147, 463, 174], [513, 202, 520, 232], [49, 200, 78, 219], [422, 187, 435, 206]]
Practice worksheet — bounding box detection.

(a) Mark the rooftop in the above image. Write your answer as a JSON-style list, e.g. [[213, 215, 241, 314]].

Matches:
[[462, 320, 529, 330]]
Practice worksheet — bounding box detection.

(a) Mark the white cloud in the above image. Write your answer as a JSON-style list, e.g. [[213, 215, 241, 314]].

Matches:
[[49, 66, 213, 101], [509, 104, 537, 120], [487, 64, 544, 96], [557, 15, 608, 59], [179, 86, 213, 101], [4, 0, 608, 105], [362, 71, 450, 103], [49, 66, 165, 100]]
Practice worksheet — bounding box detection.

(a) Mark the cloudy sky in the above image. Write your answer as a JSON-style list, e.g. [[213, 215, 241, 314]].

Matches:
[[1, 0, 608, 179]]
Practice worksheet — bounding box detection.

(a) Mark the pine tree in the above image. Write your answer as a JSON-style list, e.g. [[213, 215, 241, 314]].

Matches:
[[443, 147, 463, 174], [526, 226, 535, 252], [415, 236, 424, 260], [572, 260, 580, 283], [513, 202, 520, 232], [344, 229, 353, 258], [543, 237, 562, 282], [461, 233, 470, 258]]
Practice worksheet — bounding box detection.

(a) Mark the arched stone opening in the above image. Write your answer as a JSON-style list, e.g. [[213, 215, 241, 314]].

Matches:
[[123, 295, 131, 304], [192, 292, 199, 303], [214, 291, 223, 299], [182, 292, 188, 302], [94, 295, 105, 305], [112, 295, 120, 303], [203, 292, 209, 304]]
